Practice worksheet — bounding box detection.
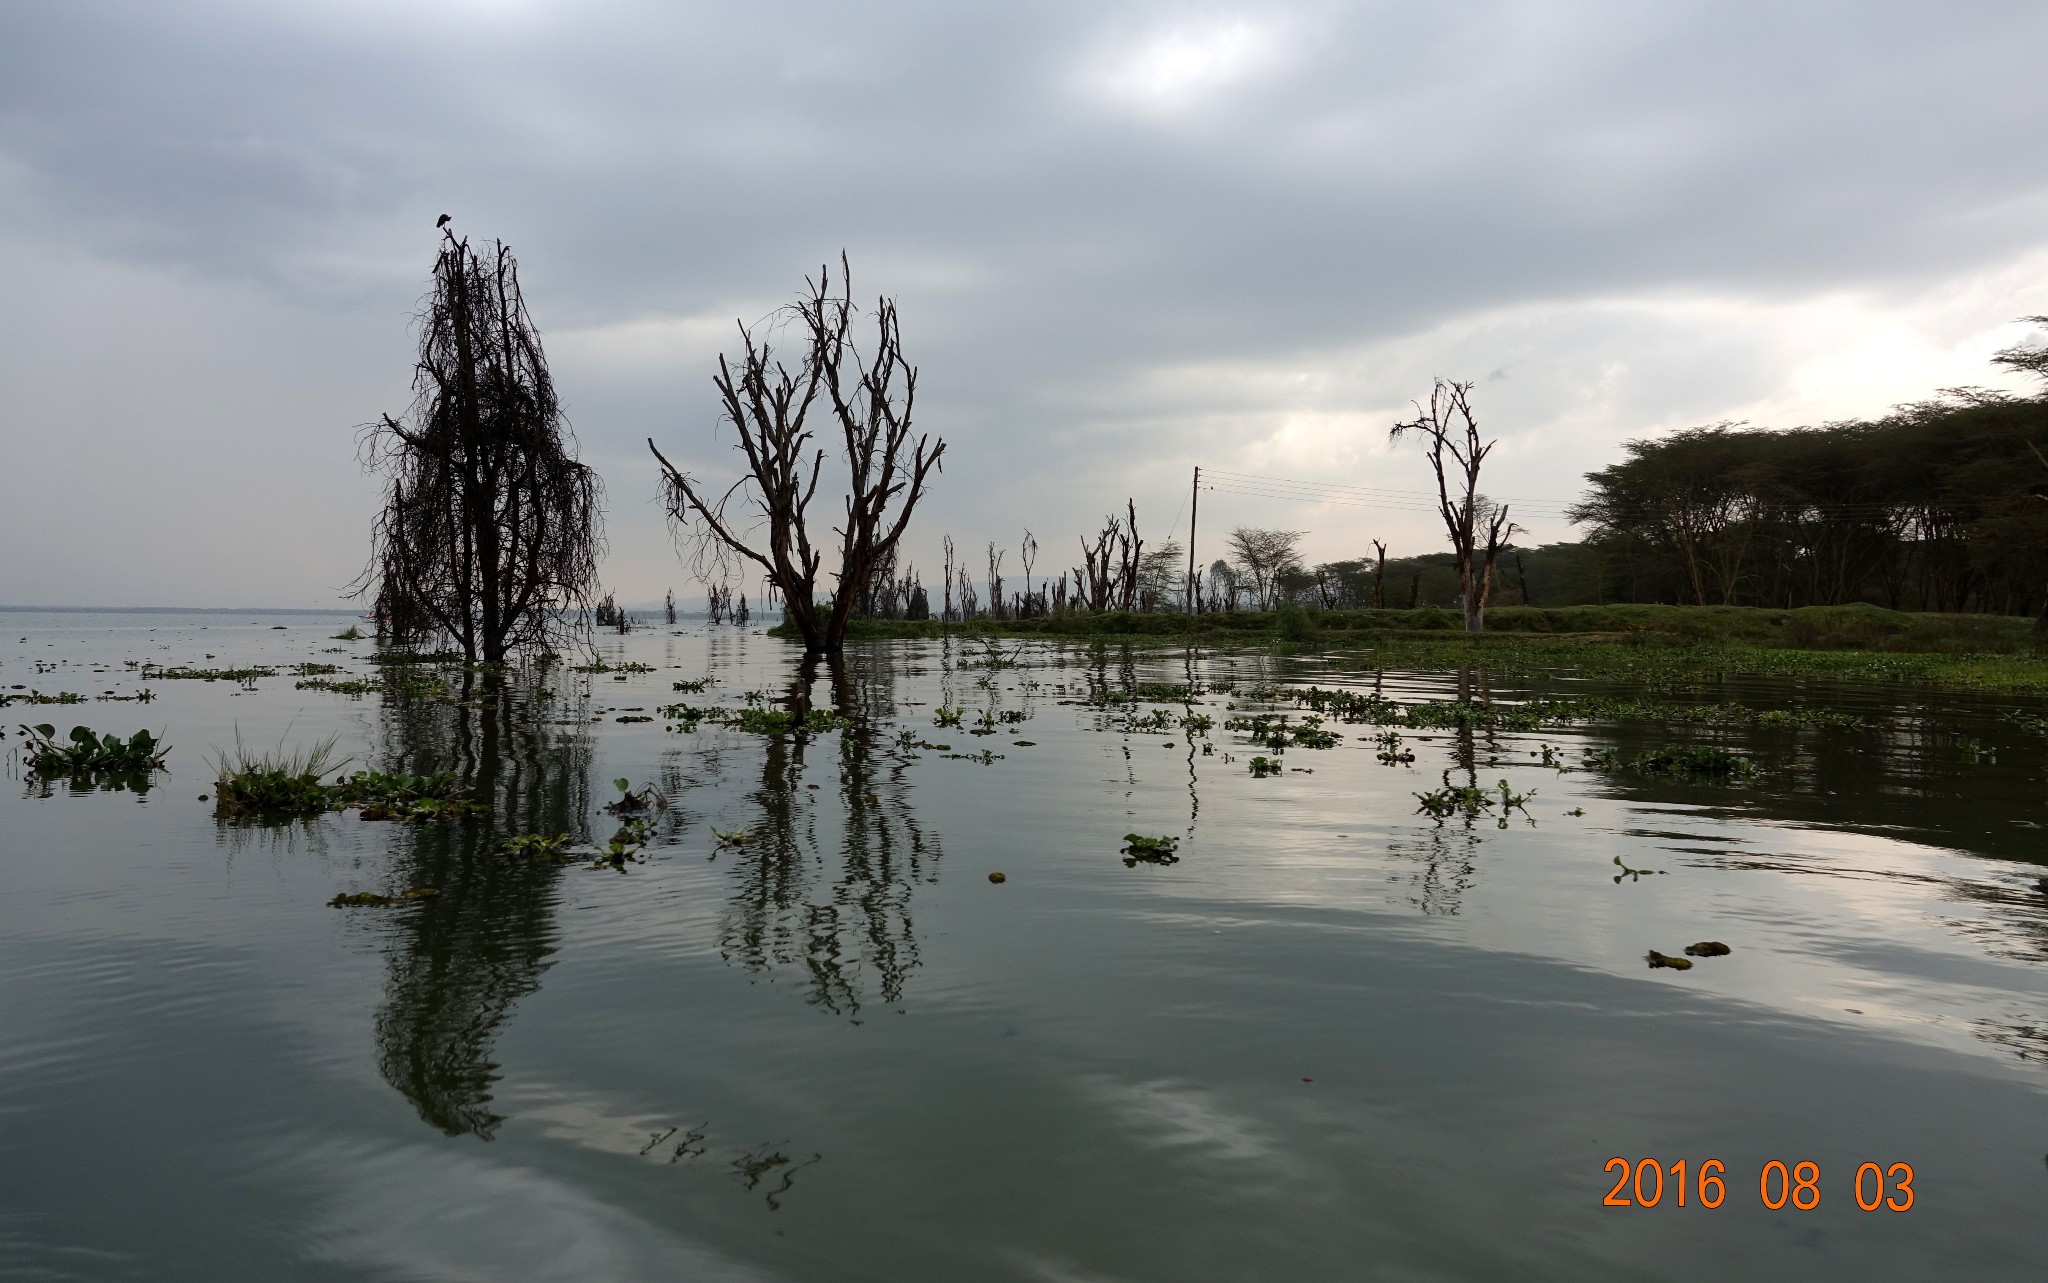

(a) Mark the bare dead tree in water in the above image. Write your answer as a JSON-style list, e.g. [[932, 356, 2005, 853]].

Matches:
[[1371, 539, 1388, 609], [955, 566, 980, 619], [849, 545, 924, 620], [986, 543, 1006, 620], [1391, 379, 1518, 632], [941, 534, 956, 622], [358, 225, 602, 664], [664, 589, 676, 626], [650, 255, 944, 654], [1079, 500, 1144, 611], [1019, 529, 1040, 618]]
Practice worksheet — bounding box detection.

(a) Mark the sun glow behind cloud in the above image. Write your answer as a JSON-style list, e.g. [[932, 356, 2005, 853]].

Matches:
[[1079, 18, 1289, 114]]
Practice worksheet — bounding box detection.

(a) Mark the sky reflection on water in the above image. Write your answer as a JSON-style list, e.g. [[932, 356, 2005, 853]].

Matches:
[[1, 611, 2046, 1279]]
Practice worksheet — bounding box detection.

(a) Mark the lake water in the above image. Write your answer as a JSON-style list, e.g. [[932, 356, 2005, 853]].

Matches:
[[2, 609, 2046, 1280]]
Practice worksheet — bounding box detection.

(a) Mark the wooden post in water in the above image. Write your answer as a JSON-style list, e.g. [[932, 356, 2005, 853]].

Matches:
[[1185, 466, 1200, 618]]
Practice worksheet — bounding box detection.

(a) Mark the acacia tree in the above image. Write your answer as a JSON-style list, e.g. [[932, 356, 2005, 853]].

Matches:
[[1993, 316, 2048, 384], [359, 225, 603, 665], [1391, 379, 1517, 632], [651, 256, 943, 654], [1224, 526, 1304, 610]]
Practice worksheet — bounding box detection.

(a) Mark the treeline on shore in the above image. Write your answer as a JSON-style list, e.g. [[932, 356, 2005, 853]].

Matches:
[[1366, 391, 2048, 615], [791, 601, 2040, 654], [841, 389, 2048, 627]]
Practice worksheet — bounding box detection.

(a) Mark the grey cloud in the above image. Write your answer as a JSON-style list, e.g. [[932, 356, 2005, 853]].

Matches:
[[4, 0, 2046, 601]]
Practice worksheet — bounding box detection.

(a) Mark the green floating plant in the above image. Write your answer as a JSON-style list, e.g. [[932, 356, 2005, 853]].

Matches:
[[18, 724, 168, 777], [503, 833, 577, 863], [1120, 833, 1181, 867]]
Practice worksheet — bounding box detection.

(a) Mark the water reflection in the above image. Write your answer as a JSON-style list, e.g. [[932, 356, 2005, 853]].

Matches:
[[712, 651, 941, 1018], [371, 673, 595, 1138]]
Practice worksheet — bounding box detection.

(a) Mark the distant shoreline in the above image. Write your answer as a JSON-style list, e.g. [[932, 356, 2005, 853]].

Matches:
[[0, 605, 364, 615]]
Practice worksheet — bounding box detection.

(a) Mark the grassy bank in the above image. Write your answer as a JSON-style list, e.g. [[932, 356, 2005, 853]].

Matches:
[[771, 603, 2048, 690]]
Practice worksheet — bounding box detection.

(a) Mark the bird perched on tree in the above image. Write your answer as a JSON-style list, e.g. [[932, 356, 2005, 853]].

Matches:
[[436, 213, 451, 228]]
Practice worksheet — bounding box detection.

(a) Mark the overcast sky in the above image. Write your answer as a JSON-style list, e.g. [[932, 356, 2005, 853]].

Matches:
[[5, 0, 2047, 608]]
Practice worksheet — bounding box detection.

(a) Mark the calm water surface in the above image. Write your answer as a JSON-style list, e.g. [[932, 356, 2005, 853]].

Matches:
[[2, 610, 2046, 1280]]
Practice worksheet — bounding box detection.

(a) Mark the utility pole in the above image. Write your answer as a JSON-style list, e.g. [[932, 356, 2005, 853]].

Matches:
[[1185, 465, 1200, 619]]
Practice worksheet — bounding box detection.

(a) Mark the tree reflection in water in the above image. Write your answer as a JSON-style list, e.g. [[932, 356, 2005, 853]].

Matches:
[[713, 650, 942, 1018], [370, 670, 595, 1138]]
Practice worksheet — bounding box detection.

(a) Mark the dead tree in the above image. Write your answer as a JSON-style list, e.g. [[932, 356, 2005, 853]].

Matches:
[[1371, 540, 1388, 609], [1080, 501, 1143, 610], [955, 566, 980, 619], [651, 254, 943, 654], [1391, 380, 1519, 632], [1019, 529, 1039, 618], [942, 535, 957, 622], [359, 226, 603, 665], [986, 543, 1007, 621]]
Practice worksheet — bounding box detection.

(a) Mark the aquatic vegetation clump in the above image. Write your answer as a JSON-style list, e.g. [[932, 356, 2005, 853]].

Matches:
[[1999, 709, 2048, 736], [1414, 783, 1489, 819], [592, 818, 653, 869], [331, 625, 365, 641], [368, 650, 465, 666], [335, 770, 482, 822], [211, 736, 350, 819], [141, 663, 277, 684], [1412, 777, 1533, 826], [733, 706, 848, 735], [655, 701, 847, 735], [1126, 708, 1177, 733], [1591, 745, 1757, 778], [212, 739, 480, 823], [18, 724, 168, 778], [503, 833, 577, 863], [671, 677, 713, 692], [0, 690, 87, 707], [1223, 713, 1339, 750], [605, 778, 663, 814], [1088, 682, 1202, 706], [1645, 950, 1693, 971], [1121, 833, 1181, 866], [1248, 755, 1281, 778], [295, 676, 379, 696], [962, 639, 1027, 671], [571, 660, 656, 674], [1279, 686, 1870, 734], [1685, 941, 1732, 957]]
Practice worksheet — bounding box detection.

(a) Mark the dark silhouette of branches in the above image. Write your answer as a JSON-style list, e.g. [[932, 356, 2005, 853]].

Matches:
[[358, 226, 603, 664], [651, 255, 944, 654], [1224, 527, 1304, 610], [1994, 316, 2048, 387], [1079, 500, 1143, 610], [1391, 379, 1517, 632]]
